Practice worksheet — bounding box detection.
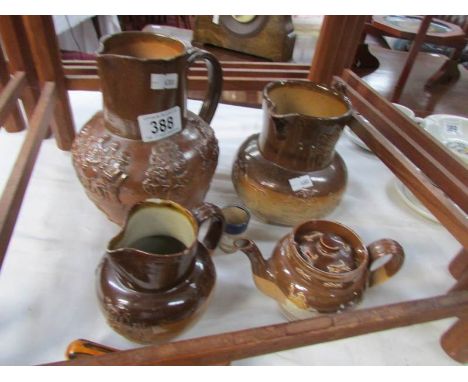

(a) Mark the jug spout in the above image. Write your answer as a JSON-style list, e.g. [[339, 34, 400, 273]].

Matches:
[[234, 239, 278, 299], [106, 245, 194, 292], [104, 200, 200, 291]]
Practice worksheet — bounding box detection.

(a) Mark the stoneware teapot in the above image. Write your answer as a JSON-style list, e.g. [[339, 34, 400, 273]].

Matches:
[[234, 220, 405, 320], [72, 32, 222, 225], [96, 199, 224, 344]]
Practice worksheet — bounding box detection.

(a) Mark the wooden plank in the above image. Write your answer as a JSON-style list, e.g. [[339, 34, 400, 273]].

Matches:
[[62, 59, 311, 70], [347, 113, 468, 247], [342, 69, 468, 175], [65, 75, 304, 92], [200, 61, 310, 70], [62, 64, 310, 79], [0, 71, 27, 128], [22, 16, 75, 151], [65, 75, 101, 91], [46, 291, 468, 365], [340, 71, 468, 214], [62, 59, 96, 66], [0, 82, 56, 270]]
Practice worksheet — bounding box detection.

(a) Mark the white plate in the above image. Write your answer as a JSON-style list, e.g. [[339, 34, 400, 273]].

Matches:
[[422, 114, 468, 164], [344, 126, 371, 151], [345, 103, 419, 152], [393, 179, 439, 223]]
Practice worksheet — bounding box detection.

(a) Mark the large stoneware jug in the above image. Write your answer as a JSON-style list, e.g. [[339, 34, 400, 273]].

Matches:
[[72, 32, 222, 225], [232, 80, 352, 226]]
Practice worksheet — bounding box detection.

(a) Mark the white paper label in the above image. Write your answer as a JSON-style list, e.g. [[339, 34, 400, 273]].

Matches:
[[212, 15, 220, 24], [289, 175, 314, 192], [138, 106, 182, 143], [150, 73, 178, 90]]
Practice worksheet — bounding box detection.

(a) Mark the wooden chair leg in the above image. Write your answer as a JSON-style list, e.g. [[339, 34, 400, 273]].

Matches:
[[0, 41, 27, 132], [21, 16, 75, 151]]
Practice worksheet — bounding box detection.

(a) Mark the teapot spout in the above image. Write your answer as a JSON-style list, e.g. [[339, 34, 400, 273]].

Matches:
[[234, 239, 278, 299]]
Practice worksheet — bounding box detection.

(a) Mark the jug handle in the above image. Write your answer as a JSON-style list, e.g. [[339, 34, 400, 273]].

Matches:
[[186, 48, 223, 124], [367, 239, 405, 287], [192, 203, 225, 251]]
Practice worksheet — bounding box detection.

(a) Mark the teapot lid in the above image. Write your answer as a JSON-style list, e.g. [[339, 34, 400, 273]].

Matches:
[[295, 231, 357, 274]]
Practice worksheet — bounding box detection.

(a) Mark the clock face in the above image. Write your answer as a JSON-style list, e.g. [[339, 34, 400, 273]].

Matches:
[[219, 15, 269, 37], [232, 15, 257, 23]]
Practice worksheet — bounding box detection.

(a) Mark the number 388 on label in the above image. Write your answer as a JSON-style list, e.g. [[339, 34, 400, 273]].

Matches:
[[138, 106, 182, 142], [150, 116, 174, 134]]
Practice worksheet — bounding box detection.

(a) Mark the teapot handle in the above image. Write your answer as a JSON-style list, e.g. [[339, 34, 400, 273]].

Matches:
[[367, 239, 405, 287], [186, 48, 223, 124], [192, 203, 225, 251]]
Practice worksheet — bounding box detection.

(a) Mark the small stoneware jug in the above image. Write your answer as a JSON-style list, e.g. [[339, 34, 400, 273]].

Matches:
[[232, 80, 352, 226], [72, 32, 222, 225], [96, 199, 224, 344], [234, 220, 404, 320]]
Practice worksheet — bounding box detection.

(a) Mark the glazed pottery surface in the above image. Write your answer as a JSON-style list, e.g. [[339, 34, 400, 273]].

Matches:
[[232, 80, 352, 226], [235, 220, 405, 320], [96, 199, 224, 344], [72, 32, 222, 225]]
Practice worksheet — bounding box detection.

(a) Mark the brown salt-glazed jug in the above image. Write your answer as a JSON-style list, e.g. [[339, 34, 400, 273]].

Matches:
[[232, 80, 352, 226], [96, 199, 225, 344], [234, 220, 405, 320], [71, 32, 222, 225]]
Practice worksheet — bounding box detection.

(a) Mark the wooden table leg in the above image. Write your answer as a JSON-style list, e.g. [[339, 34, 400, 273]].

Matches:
[[21, 16, 75, 151], [0, 16, 41, 120], [391, 16, 432, 103], [308, 16, 366, 85]]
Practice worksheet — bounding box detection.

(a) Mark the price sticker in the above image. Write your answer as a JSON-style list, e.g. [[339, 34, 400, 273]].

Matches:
[[138, 106, 182, 143], [289, 175, 314, 192], [445, 122, 460, 135], [150, 73, 178, 90]]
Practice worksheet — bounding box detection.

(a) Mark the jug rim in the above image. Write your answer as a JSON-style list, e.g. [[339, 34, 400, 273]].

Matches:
[[107, 199, 199, 258], [290, 219, 369, 280], [97, 31, 189, 62], [263, 80, 353, 122]]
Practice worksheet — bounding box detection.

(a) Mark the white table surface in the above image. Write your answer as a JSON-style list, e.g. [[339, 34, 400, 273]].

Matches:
[[0, 92, 462, 365]]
